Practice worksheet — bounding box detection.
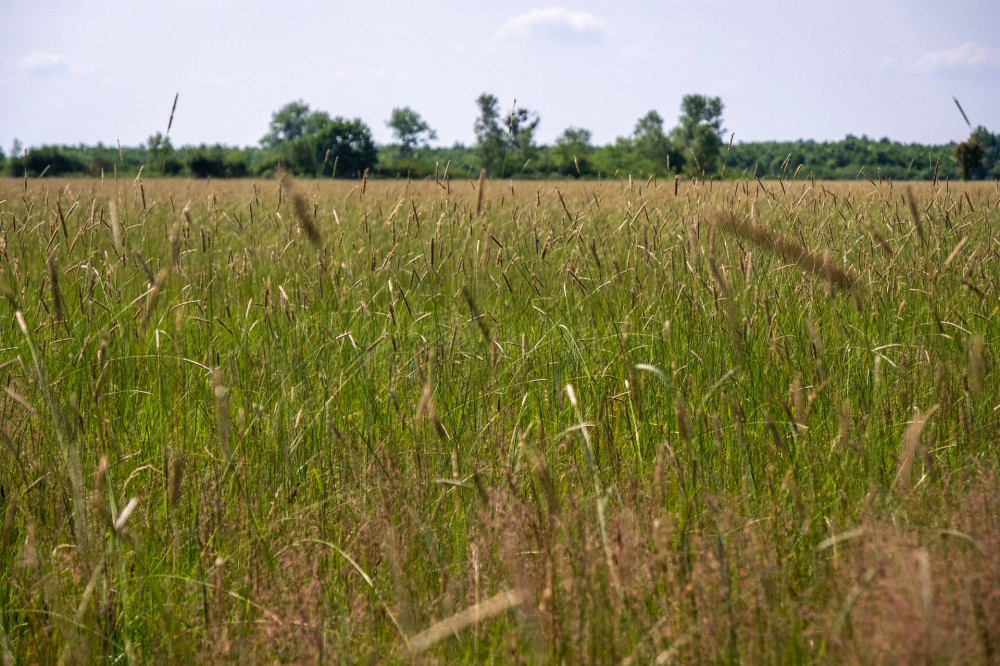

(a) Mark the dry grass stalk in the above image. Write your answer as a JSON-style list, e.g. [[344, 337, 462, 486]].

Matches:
[[47, 250, 65, 322], [709, 255, 746, 366], [475, 169, 486, 216], [790, 374, 805, 433], [385, 198, 404, 226], [893, 405, 939, 492], [906, 186, 925, 245], [169, 214, 182, 273], [280, 173, 320, 245], [915, 546, 935, 645], [168, 450, 184, 508], [94, 455, 112, 529], [3, 387, 36, 416], [685, 218, 699, 273], [837, 400, 852, 449], [0, 489, 18, 572], [213, 368, 232, 465], [715, 211, 859, 292], [415, 350, 449, 442], [142, 268, 168, 328], [109, 200, 122, 257], [675, 395, 692, 444], [406, 588, 528, 655], [969, 335, 985, 395]]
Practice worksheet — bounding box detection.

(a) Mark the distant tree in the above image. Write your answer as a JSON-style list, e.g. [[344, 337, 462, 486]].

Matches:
[[971, 126, 1000, 179], [387, 107, 437, 157], [146, 132, 183, 176], [224, 149, 249, 178], [88, 156, 114, 177], [146, 132, 173, 154], [952, 126, 999, 180], [22, 146, 87, 176], [474, 93, 508, 175], [473, 93, 542, 175], [187, 145, 229, 179], [671, 94, 725, 176], [5, 139, 22, 175], [250, 153, 284, 178], [552, 127, 594, 177], [507, 106, 540, 172], [679, 95, 725, 136], [259, 101, 377, 177], [954, 136, 985, 180], [261, 100, 312, 148], [633, 110, 677, 171], [185, 145, 248, 179], [311, 116, 377, 178]]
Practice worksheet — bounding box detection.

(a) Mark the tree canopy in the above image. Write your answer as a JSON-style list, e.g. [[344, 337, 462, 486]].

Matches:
[[261, 100, 312, 148], [472, 94, 542, 176], [7, 93, 999, 181], [551, 127, 594, 177], [473, 94, 508, 176], [386, 107, 437, 158], [257, 102, 377, 177], [671, 94, 725, 177]]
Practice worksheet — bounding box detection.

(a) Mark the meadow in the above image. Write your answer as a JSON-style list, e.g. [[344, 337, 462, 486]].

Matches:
[[0, 173, 998, 663]]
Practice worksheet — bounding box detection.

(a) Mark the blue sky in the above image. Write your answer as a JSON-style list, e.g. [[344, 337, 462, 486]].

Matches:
[[2, 0, 998, 153]]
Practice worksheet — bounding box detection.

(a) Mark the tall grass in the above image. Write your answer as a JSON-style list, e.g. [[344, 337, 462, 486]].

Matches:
[[0, 174, 998, 663]]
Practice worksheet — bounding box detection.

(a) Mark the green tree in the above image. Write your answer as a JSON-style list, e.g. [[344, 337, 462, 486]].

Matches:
[[311, 116, 377, 178], [474, 93, 508, 175], [88, 156, 114, 177], [261, 100, 312, 148], [671, 94, 725, 177], [185, 145, 249, 179], [22, 146, 87, 176], [146, 132, 172, 154], [952, 126, 999, 180], [187, 145, 229, 178], [304, 110, 335, 137], [633, 110, 678, 171], [954, 136, 985, 180], [6, 139, 22, 175], [146, 132, 183, 176], [387, 107, 437, 157], [972, 126, 1000, 178], [551, 127, 594, 177], [507, 107, 540, 173], [223, 149, 249, 178], [261, 101, 377, 177]]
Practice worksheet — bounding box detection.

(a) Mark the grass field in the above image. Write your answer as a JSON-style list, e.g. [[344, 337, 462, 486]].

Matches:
[[1, 174, 998, 663]]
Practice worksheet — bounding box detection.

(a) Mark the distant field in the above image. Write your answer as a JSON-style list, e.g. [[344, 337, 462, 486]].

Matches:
[[1, 175, 998, 663]]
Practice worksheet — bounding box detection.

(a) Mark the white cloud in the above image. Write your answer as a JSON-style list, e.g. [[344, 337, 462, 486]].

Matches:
[[17, 52, 69, 75], [494, 7, 608, 47], [912, 42, 1000, 71]]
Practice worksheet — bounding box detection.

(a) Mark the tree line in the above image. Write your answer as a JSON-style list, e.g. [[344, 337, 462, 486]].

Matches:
[[3, 94, 997, 181]]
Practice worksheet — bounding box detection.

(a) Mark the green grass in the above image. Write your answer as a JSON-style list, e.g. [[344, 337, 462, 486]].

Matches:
[[1, 175, 999, 663]]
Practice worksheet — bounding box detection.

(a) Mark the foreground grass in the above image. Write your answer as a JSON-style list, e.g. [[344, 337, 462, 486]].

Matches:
[[1, 174, 998, 663]]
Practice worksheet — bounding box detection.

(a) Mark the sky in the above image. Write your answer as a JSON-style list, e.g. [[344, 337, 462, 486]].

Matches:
[[3, 0, 999, 154]]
